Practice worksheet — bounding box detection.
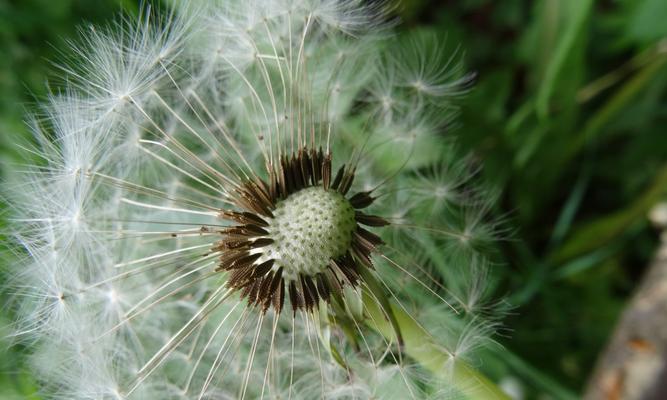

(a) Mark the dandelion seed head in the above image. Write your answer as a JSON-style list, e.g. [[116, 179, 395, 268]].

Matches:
[[3, 0, 509, 398]]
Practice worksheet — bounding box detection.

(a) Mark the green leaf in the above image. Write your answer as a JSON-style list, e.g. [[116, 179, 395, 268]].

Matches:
[[536, 0, 594, 119], [488, 348, 579, 400], [552, 163, 667, 263]]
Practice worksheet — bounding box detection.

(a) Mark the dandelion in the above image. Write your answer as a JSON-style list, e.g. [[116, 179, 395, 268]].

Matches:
[[3, 1, 509, 399]]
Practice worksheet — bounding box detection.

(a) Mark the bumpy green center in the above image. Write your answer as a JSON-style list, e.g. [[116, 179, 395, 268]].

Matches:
[[265, 186, 356, 281]]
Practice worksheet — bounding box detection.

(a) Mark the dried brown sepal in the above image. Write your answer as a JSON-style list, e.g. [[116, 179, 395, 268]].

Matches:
[[247, 277, 262, 304], [289, 153, 303, 190], [272, 270, 285, 314], [278, 157, 289, 198], [263, 268, 284, 313], [322, 154, 332, 190], [349, 191, 375, 209], [315, 147, 324, 183], [300, 275, 315, 310], [289, 280, 303, 314], [227, 266, 255, 288], [299, 148, 310, 188], [240, 279, 254, 298], [234, 188, 271, 218], [356, 227, 384, 247], [325, 267, 343, 297], [219, 210, 269, 227], [229, 252, 263, 270], [355, 212, 390, 227], [238, 224, 269, 236], [251, 238, 274, 247], [268, 166, 278, 202], [252, 259, 275, 279], [331, 254, 359, 286], [308, 148, 318, 185], [253, 177, 272, 206], [241, 181, 274, 217], [304, 276, 319, 305], [216, 250, 249, 271], [217, 239, 250, 251], [338, 167, 356, 195], [219, 225, 267, 238], [292, 153, 302, 190], [351, 241, 374, 268], [316, 273, 331, 302], [256, 271, 274, 307], [331, 165, 345, 190]]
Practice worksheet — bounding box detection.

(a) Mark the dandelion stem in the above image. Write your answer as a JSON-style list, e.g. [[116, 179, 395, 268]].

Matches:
[[363, 292, 509, 400]]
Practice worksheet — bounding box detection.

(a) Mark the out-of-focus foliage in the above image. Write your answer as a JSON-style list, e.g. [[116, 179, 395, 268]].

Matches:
[[0, 0, 135, 165], [1, 0, 665, 399], [390, 0, 667, 398]]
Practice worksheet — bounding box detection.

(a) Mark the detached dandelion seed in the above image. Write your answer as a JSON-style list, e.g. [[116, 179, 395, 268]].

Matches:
[[4, 1, 510, 399]]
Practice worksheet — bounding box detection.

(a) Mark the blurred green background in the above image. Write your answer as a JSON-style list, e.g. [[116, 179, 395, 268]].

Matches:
[[1, 0, 666, 398]]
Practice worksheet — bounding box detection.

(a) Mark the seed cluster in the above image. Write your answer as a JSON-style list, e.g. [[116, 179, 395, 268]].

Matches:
[[266, 187, 356, 281], [213, 147, 389, 314]]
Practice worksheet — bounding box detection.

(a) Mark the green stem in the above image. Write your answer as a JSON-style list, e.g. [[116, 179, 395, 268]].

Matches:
[[363, 292, 510, 400]]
